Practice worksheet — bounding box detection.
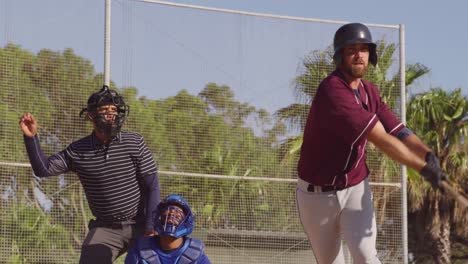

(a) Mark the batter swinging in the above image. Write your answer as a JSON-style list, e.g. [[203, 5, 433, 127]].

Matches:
[[296, 23, 446, 263]]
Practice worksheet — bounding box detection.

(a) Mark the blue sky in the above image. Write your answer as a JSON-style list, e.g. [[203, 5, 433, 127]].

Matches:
[[166, 0, 468, 95], [2, 0, 467, 113]]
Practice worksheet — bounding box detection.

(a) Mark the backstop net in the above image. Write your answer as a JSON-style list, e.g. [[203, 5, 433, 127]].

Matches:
[[0, 0, 404, 263]]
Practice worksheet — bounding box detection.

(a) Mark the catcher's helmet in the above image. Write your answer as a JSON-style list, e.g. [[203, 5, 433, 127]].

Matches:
[[154, 194, 194, 238], [79, 85, 129, 140], [333, 23, 377, 66]]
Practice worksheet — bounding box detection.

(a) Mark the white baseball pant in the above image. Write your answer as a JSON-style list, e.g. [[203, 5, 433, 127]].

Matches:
[[296, 177, 381, 264]]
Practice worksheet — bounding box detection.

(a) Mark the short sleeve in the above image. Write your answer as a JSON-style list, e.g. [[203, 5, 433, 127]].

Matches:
[[374, 93, 405, 136]]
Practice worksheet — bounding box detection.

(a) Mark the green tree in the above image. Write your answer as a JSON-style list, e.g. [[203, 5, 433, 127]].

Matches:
[[146, 85, 289, 230], [1, 45, 106, 262], [406, 88, 467, 263], [0, 202, 76, 263]]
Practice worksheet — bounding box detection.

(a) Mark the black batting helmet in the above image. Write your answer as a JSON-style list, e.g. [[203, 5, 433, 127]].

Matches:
[[333, 23, 377, 66]]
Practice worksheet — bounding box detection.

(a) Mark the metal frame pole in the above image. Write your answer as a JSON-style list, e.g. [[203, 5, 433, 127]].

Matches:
[[399, 23, 409, 264], [104, 0, 111, 86]]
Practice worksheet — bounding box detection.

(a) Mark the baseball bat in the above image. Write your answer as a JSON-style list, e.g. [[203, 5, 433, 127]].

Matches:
[[440, 181, 468, 210]]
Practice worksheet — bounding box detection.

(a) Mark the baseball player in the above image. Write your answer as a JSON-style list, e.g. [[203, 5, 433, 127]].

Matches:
[[125, 194, 212, 264], [296, 23, 446, 263], [19, 85, 161, 264]]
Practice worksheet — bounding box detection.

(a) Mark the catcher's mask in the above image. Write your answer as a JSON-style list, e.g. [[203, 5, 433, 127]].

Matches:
[[333, 23, 377, 66], [154, 194, 194, 238], [79, 85, 129, 140]]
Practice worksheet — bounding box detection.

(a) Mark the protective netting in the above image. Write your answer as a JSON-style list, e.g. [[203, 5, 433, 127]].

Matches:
[[1, 0, 404, 263]]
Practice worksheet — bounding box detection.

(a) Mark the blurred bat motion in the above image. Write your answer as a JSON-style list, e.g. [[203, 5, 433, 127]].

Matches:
[[440, 181, 468, 211]]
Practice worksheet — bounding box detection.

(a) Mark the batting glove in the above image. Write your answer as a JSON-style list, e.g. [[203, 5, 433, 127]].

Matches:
[[420, 152, 446, 189]]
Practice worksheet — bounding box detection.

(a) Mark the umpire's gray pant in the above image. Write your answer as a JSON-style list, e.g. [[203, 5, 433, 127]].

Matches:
[[296, 178, 381, 264], [79, 220, 144, 264]]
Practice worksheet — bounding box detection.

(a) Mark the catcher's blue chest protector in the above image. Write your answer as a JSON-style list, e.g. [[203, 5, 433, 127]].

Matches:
[[137, 237, 204, 264]]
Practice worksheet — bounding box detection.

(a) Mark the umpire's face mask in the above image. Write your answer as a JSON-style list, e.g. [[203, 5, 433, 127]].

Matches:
[[92, 104, 125, 140]]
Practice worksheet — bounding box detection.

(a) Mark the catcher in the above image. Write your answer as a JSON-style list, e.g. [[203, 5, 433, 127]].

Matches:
[[125, 194, 211, 264]]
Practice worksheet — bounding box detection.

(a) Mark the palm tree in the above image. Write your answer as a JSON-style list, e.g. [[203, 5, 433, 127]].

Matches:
[[406, 88, 467, 263], [275, 46, 333, 134], [274, 46, 333, 173]]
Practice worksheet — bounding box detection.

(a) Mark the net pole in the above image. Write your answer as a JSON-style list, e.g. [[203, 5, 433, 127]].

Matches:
[[134, 0, 399, 29], [399, 23, 409, 264], [104, 0, 111, 86]]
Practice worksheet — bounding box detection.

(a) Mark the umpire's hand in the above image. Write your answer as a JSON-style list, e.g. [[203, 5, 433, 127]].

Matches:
[[419, 152, 447, 189], [144, 228, 158, 237], [19, 112, 38, 138]]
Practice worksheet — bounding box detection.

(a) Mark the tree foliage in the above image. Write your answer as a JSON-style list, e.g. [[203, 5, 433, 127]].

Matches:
[[1, 39, 465, 262], [0, 44, 298, 260], [406, 88, 467, 263]]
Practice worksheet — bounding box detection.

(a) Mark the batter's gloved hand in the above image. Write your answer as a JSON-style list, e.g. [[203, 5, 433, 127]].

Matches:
[[420, 152, 446, 189], [425, 152, 442, 169]]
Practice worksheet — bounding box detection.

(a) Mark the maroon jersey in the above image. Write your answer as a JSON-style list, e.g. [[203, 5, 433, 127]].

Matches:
[[298, 70, 404, 188]]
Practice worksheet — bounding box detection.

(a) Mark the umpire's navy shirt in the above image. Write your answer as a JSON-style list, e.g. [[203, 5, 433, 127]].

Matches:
[[298, 70, 405, 189], [24, 131, 158, 226]]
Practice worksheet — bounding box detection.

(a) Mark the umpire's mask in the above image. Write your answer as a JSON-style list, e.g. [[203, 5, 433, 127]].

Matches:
[[79, 85, 130, 140]]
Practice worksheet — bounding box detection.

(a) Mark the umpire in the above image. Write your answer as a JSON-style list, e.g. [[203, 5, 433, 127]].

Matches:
[[296, 23, 446, 263], [19, 85, 160, 264]]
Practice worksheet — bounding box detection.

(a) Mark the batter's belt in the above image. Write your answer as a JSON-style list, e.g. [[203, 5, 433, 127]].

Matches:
[[297, 177, 345, 193]]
